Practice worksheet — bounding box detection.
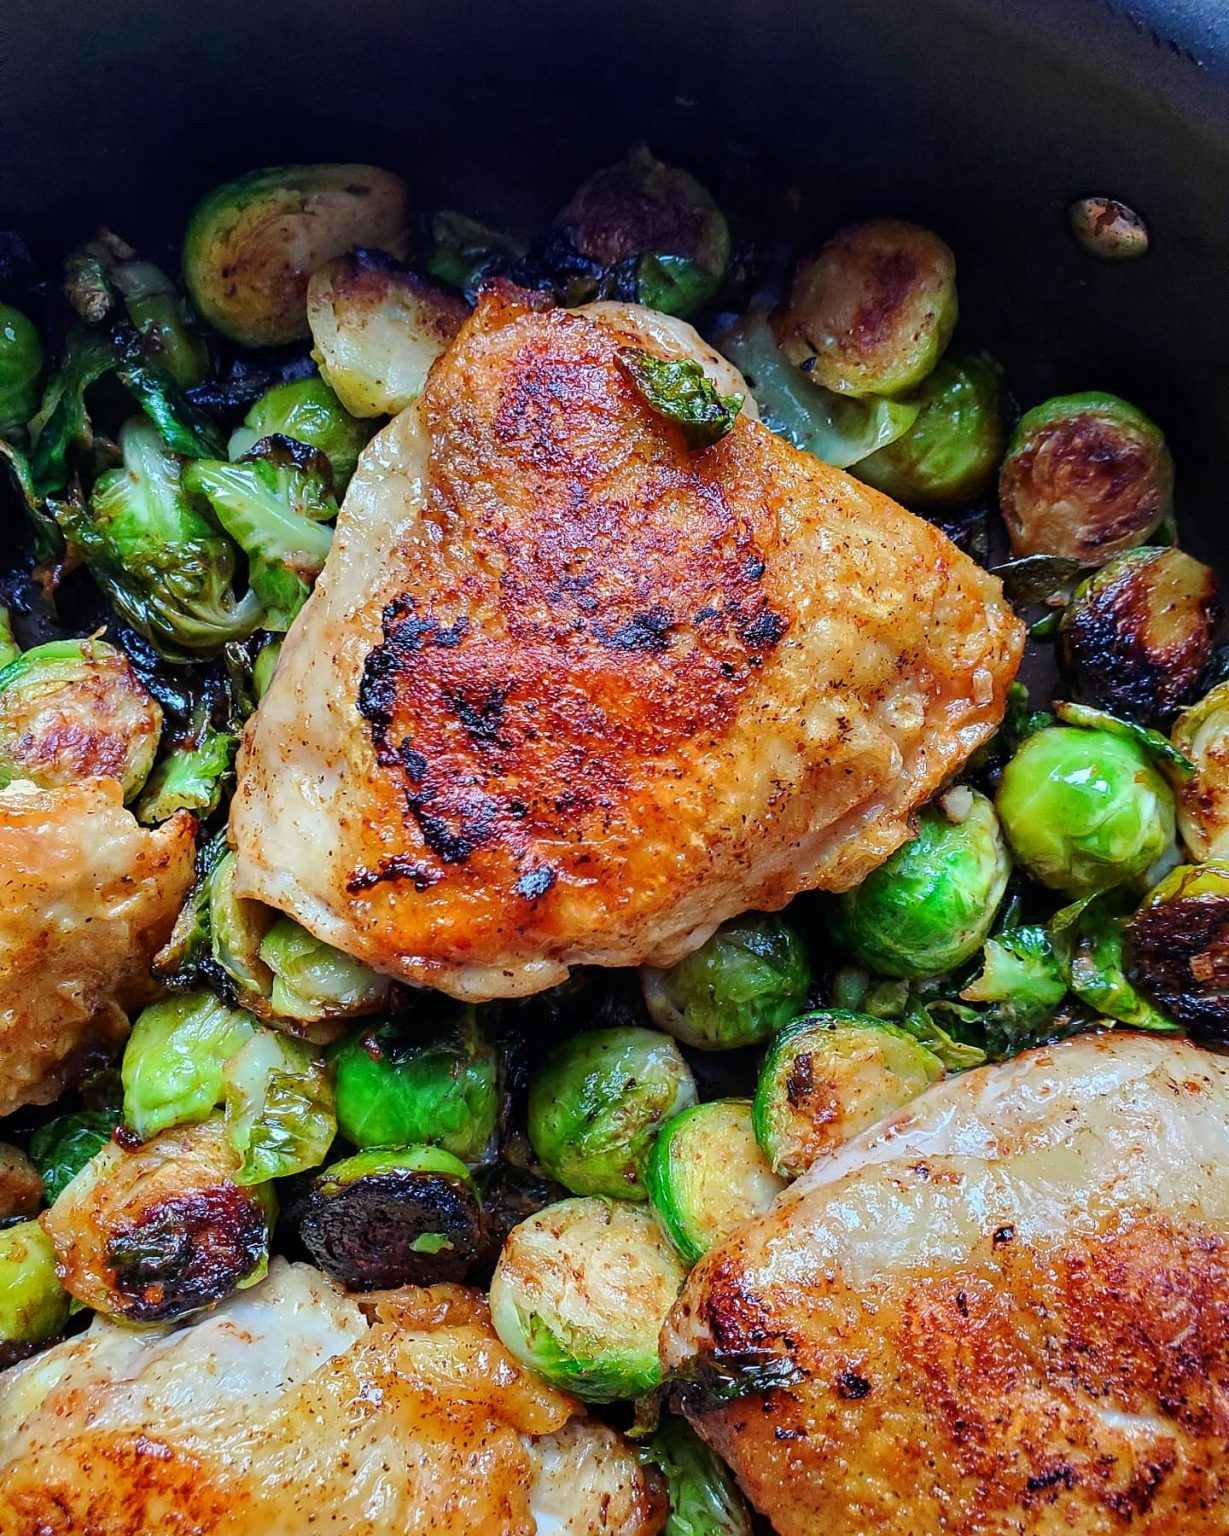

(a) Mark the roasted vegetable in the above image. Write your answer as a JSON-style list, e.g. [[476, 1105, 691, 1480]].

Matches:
[[258, 917, 390, 1024], [134, 717, 235, 824], [528, 1026, 697, 1199], [227, 374, 371, 489], [960, 925, 1069, 1055], [829, 788, 1011, 977], [0, 638, 161, 799], [306, 251, 468, 417], [222, 1028, 336, 1184], [489, 1196, 686, 1402], [1050, 894, 1177, 1033], [28, 1111, 117, 1206], [332, 1009, 499, 1162], [854, 353, 1006, 506], [41, 1116, 272, 1322], [182, 163, 411, 346], [996, 725, 1177, 896], [295, 1145, 482, 1290], [641, 1414, 753, 1536], [121, 991, 255, 1141], [1127, 863, 1229, 1039], [752, 1010, 943, 1179], [424, 209, 525, 300], [0, 300, 42, 430], [0, 1145, 42, 1221], [208, 847, 274, 997], [0, 1222, 69, 1352], [998, 392, 1173, 563], [1069, 196, 1150, 261], [640, 913, 810, 1050], [646, 1099, 784, 1265], [28, 324, 119, 495], [774, 220, 957, 397], [1172, 683, 1229, 862], [109, 257, 208, 389], [1060, 546, 1220, 726], [620, 348, 744, 448]]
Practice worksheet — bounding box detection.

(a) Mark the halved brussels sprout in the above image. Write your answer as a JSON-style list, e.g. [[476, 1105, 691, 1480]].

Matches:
[[960, 925, 1069, 1056], [753, 1010, 943, 1179], [0, 1144, 42, 1221], [640, 913, 810, 1050], [332, 1008, 499, 1163], [1127, 863, 1229, 1040], [996, 725, 1176, 896], [774, 220, 957, 398], [0, 1222, 69, 1353], [641, 1415, 753, 1536], [122, 991, 255, 1141], [183, 163, 411, 347], [42, 1116, 272, 1322], [854, 353, 1006, 506], [0, 637, 162, 799], [227, 374, 372, 489], [998, 392, 1173, 563], [306, 251, 468, 417], [646, 1099, 784, 1265], [28, 1110, 117, 1206], [208, 848, 275, 997], [222, 1028, 336, 1184], [489, 1196, 686, 1402], [829, 789, 1011, 978], [1173, 684, 1229, 862], [258, 916, 391, 1023], [0, 300, 42, 430], [295, 1144, 482, 1291], [1060, 547, 1220, 727], [528, 1026, 697, 1199]]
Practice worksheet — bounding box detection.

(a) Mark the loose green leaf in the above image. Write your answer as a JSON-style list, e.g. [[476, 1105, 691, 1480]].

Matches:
[[28, 1111, 117, 1204], [961, 925, 1069, 1056], [135, 720, 236, 824], [28, 326, 121, 496], [1054, 700, 1195, 778], [899, 1000, 987, 1070], [117, 356, 224, 458], [1049, 893, 1181, 1033], [640, 1415, 753, 1536], [223, 1029, 336, 1184], [990, 554, 1083, 606], [620, 349, 743, 449]]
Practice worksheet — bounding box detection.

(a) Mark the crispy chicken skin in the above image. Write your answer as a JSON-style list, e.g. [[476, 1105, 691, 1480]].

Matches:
[[231, 288, 1023, 1000], [0, 1260, 665, 1536], [0, 779, 195, 1116], [660, 1032, 1229, 1535]]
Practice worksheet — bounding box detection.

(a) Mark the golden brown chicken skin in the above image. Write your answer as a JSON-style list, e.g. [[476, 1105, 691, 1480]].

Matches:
[[232, 287, 1023, 999]]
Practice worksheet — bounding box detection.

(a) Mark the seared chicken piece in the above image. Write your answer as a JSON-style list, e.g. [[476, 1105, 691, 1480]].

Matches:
[[0, 1260, 664, 1535], [232, 288, 1022, 1000], [0, 780, 194, 1115], [660, 1032, 1229, 1535]]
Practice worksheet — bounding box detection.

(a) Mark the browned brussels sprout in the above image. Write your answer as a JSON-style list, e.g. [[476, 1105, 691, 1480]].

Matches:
[[1172, 684, 1229, 862], [1127, 863, 1229, 1040]]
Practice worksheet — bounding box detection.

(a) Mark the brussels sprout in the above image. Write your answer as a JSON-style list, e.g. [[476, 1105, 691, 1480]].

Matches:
[[960, 925, 1069, 1056], [153, 829, 228, 988], [28, 1110, 117, 1206], [641, 1414, 753, 1536], [122, 991, 256, 1141], [252, 637, 283, 699], [830, 789, 1011, 978], [619, 349, 744, 449], [306, 251, 468, 418], [0, 300, 42, 429], [184, 438, 336, 630], [489, 1196, 686, 1402], [222, 1028, 336, 1184], [183, 163, 411, 347], [60, 416, 263, 659], [294, 1144, 482, 1291], [227, 374, 372, 489], [41, 1116, 272, 1322], [0, 1222, 69, 1351], [996, 726, 1176, 896], [1050, 893, 1177, 1033], [558, 146, 731, 317], [109, 258, 208, 390], [774, 220, 957, 398], [753, 1010, 943, 1179], [646, 1099, 784, 1265], [28, 324, 119, 496], [1060, 547, 1220, 727], [208, 847, 275, 997], [134, 719, 236, 825], [855, 353, 1006, 506], [998, 392, 1173, 563], [115, 353, 226, 459], [1052, 701, 1195, 779], [640, 913, 810, 1050], [332, 1009, 499, 1163], [528, 1026, 697, 1199], [425, 210, 525, 301], [1127, 863, 1229, 1039], [1173, 683, 1229, 862], [0, 638, 161, 799], [0, 1144, 42, 1221], [258, 916, 390, 1023]]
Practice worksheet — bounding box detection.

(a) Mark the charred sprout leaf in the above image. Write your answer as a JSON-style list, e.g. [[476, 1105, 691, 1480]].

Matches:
[[620, 349, 743, 449], [1127, 863, 1229, 1041], [28, 1110, 117, 1205], [0, 1222, 69, 1349], [1173, 683, 1229, 862], [1053, 701, 1194, 779], [28, 325, 120, 496], [153, 829, 229, 987], [64, 251, 116, 324], [122, 992, 256, 1140], [961, 926, 1068, 1055], [227, 374, 371, 489], [1050, 893, 1179, 1033], [222, 1029, 336, 1184], [667, 1349, 805, 1414], [257, 917, 390, 1024], [116, 354, 225, 458], [897, 1001, 988, 1070], [640, 1415, 753, 1536], [0, 301, 42, 430], [0, 436, 61, 559], [134, 718, 236, 824], [110, 259, 208, 389], [991, 554, 1084, 607], [425, 210, 526, 300]]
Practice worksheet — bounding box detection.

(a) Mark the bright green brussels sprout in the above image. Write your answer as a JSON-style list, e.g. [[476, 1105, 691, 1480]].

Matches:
[[222, 1028, 336, 1184], [830, 788, 1010, 978], [122, 991, 256, 1141], [183, 163, 411, 347], [135, 719, 236, 825], [641, 1414, 753, 1536], [775, 220, 957, 398], [0, 1222, 69, 1350], [258, 916, 390, 1023], [0, 301, 42, 430], [489, 1196, 686, 1402], [0, 1144, 42, 1221], [855, 353, 1006, 506], [998, 392, 1172, 563], [960, 925, 1068, 1056], [1060, 547, 1220, 728], [332, 1009, 499, 1163], [306, 251, 468, 418], [1173, 683, 1229, 862], [1127, 862, 1229, 1041], [996, 726, 1176, 896], [294, 1144, 482, 1291], [528, 1026, 697, 1199], [227, 375, 372, 489], [41, 1116, 273, 1322], [28, 1110, 117, 1206], [0, 638, 162, 799], [640, 913, 810, 1050], [646, 1099, 783, 1265], [753, 1010, 943, 1179]]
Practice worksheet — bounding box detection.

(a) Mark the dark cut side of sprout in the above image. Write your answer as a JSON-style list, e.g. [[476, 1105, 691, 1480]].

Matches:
[[618, 349, 743, 449], [1127, 865, 1229, 1041]]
